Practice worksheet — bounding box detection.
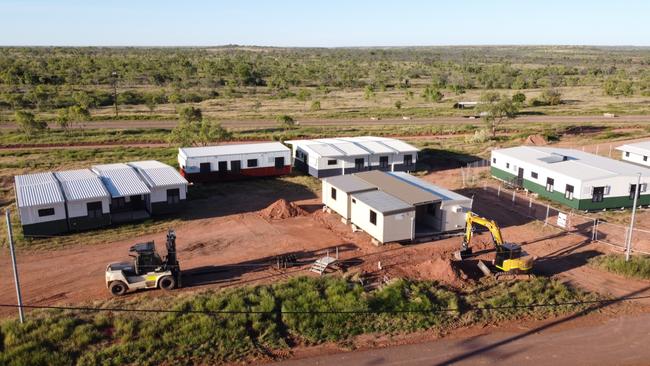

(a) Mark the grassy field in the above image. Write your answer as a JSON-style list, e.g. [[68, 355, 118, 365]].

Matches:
[[589, 254, 650, 280], [0, 276, 597, 366]]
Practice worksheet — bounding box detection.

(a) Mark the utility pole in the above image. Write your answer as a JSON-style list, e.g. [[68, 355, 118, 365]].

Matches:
[[626, 173, 642, 261], [111, 71, 118, 117], [6, 210, 24, 323]]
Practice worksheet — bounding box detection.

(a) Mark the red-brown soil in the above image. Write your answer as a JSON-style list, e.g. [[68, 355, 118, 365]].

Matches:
[[259, 199, 308, 220]]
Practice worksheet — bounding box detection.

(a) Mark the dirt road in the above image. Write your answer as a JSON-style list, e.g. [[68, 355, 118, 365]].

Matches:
[[2, 114, 650, 131], [268, 313, 650, 366]]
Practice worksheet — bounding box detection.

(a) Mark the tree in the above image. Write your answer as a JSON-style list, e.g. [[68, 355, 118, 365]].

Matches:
[[56, 108, 70, 131], [178, 106, 202, 123], [15, 111, 47, 135], [197, 120, 232, 146], [364, 85, 375, 100], [421, 86, 443, 103], [477, 94, 518, 138], [145, 92, 166, 113], [310, 100, 321, 111], [540, 88, 562, 106], [511, 92, 526, 104], [277, 114, 296, 129], [394, 100, 402, 110], [72, 91, 93, 109]]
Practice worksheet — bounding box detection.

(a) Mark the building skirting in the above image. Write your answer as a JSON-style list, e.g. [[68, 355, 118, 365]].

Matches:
[[68, 214, 111, 232], [181, 165, 291, 183], [491, 166, 650, 211], [22, 219, 69, 237], [151, 201, 186, 215]]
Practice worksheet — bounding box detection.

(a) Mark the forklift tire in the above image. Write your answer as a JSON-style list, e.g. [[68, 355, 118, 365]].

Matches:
[[159, 275, 176, 291], [109, 281, 128, 296]]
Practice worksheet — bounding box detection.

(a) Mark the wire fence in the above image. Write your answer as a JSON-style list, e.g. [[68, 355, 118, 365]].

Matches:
[[465, 162, 650, 255]]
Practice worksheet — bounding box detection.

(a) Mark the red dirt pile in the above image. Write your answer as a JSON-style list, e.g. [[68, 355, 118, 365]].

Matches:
[[412, 256, 467, 288], [259, 199, 308, 220], [524, 134, 547, 146]]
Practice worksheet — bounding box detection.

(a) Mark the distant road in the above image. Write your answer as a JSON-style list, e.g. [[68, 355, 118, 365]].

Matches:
[[268, 313, 650, 366], [2, 114, 650, 131]]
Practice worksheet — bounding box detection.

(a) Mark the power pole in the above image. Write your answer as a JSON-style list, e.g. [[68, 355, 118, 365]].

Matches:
[[625, 173, 642, 261], [6, 210, 24, 323], [111, 71, 118, 117]]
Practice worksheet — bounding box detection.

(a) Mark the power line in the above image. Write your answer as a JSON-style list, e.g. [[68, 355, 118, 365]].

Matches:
[[1, 294, 648, 316]]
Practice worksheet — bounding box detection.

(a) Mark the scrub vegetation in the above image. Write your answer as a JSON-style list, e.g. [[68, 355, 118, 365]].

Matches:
[[589, 254, 650, 280], [0, 276, 596, 365]]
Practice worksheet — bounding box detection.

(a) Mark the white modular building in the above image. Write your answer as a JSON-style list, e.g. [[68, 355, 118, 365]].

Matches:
[[128, 160, 188, 215], [322, 170, 471, 244], [14, 172, 67, 236], [616, 141, 650, 167], [491, 146, 650, 211], [178, 142, 292, 183], [54, 169, 111, 231], [285, 136, 419, 178], [91, 163, 152, 222]]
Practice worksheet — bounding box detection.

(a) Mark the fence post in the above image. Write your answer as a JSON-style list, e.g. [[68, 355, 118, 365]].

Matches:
[[596, 145, 599, 155], [497, 185, 501, 197], [511, 189, 516, 206], [528, 196, 533, 216], [608, 144, 612, 158], [544, 204, 550, 226], [483, 181, 487, 191], [592, 219, 597, 241], [461, 167, 466, 188]]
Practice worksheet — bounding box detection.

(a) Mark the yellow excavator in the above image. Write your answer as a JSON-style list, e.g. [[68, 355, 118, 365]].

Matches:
[[454, 212, 534, 280]]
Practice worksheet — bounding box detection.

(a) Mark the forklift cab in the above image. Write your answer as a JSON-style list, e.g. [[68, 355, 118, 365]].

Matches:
[[129, 242, 163, 275]]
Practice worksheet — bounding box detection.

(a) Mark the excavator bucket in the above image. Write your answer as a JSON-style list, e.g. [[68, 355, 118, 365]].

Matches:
[[453, 248, 473, 261], [477, 260, 493, 277]]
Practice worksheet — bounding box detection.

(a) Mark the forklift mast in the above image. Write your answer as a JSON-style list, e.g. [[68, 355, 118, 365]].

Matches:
[[165, 229, 179, 271]]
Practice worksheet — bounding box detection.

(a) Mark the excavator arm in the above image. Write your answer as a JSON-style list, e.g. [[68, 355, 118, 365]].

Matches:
[[458, 212, 504, 258]]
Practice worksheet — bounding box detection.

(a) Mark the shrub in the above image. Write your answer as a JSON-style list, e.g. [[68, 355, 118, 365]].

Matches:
[[589, 254, 650, 279], [464, 129, 491, 143]]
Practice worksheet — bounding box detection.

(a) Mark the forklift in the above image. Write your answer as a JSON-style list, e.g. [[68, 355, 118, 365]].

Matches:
[[454, 212, 534, 280], [105, 229, 181, 296]]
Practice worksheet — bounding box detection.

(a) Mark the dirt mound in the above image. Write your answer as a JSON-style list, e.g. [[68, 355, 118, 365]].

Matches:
[[259, 199, 308, 220], [524, 134, 547, 146], [413, 256, 468, 287]]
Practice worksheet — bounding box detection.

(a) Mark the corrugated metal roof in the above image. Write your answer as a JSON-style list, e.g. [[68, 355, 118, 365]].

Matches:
[[306, 143, 345, 157], [356, 170, 441, 205], [389, 172, 470, 202], [318, 139, 370, 156], [14, 172, 65, 208], [128, 160, 188, 188], [369, 138, 419, 153], [494, 146, 650, 181], [285, 136, 418, 158], [55, 169, 110, 202], [616, 141, 650, 156], [92, 163, 151, 198], [180, 142, 289, 158], [351, 190, 413, 214], [325, 174, 377, 193], [343, 139, 396, 154]]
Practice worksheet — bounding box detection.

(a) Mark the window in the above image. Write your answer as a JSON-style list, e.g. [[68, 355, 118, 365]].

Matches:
[[218, 161, 228, 172], [351, 198, 356, 204], [369, 210, 377, 225], [274, 157, 285, 169], [355, 158, 365, 171], [331, 187, 337, 200], [111, 197, 126, 209], [379, 156, 389, 169], [247, 159, 258, 168], [87, 202, 103, 218], [167, 188, 180, 204], [327, 159, 337, 166], [565, 184, 574, 200], [506, 163, 510, 169], [38, 208, 55, 217], [199, 162, 211, 173], [546, 177, 554, 192], [531, 171, 538, 179], [492, 157, 496, 164], [629, 184, 642, 200], [404, 154, 413, 166], [645, 156, 648, 162], [592, 186, 605, 203], [231, 160, 241, 173], [625, 152, 630, 157]]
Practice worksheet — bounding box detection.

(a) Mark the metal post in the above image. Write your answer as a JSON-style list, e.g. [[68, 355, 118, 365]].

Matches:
[[544, 204, 550, 226], [591, 219, 597, 241], [596, 145, 599, 155], [511, 189, 516, 206], [336, 246, 339, 260], [626, 173, 642, 261], [6, 210, 24, 323], [497, 185, 501, 197], [594, 219, 599, 241], [608, 144, 612, 158], [111, 71, 118, 117]]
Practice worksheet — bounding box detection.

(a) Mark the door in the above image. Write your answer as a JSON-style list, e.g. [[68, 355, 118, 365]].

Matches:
[[379, 156, 389, 170], [231, 160, 241, 173], [355, 158, 365, 171], [218, 161, 228, 172], [592, 186, 605, 203], [199, 162, 211, 174], [86, 201, 103, 218], [517, 167, 524, 187], [275, 156, 285, 169]]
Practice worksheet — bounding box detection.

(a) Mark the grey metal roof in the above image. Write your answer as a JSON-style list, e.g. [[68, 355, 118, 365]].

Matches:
[[55, 169, 110, 202], [92, 163, 151, 198], [355, 170, 441, 206], [389, 172, 470, 202], [14, 172, 65, 208], [180, 142, 289, 158], [616, 141, 650, 156], [325, 174, 377, 193], [128, 160, 188, 188], [351, 190, 413, 214], [285, 136, 419, 158]]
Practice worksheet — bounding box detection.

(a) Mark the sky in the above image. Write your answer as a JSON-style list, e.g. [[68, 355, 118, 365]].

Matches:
[[1, 0, 649, 47]]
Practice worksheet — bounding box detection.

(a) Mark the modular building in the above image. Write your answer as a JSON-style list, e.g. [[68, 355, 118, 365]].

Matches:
[[616, 141, 650, 167], [14, 172, 67, 236], [178, 142, 292, 183], [54, 169, 111, 231], [92, 163, 152, 223], [491, 146, 650, 211], [128, 160, 188, 215], [286, 136, 418, 178], [322, 170, 471, 244]]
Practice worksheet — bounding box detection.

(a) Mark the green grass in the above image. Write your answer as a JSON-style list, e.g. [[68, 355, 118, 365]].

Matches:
[[589, 254, 650, 280], [0, 276, 596, 365]]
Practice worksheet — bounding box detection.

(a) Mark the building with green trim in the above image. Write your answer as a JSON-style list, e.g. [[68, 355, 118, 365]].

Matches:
[[490, 146, 650, 211]]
